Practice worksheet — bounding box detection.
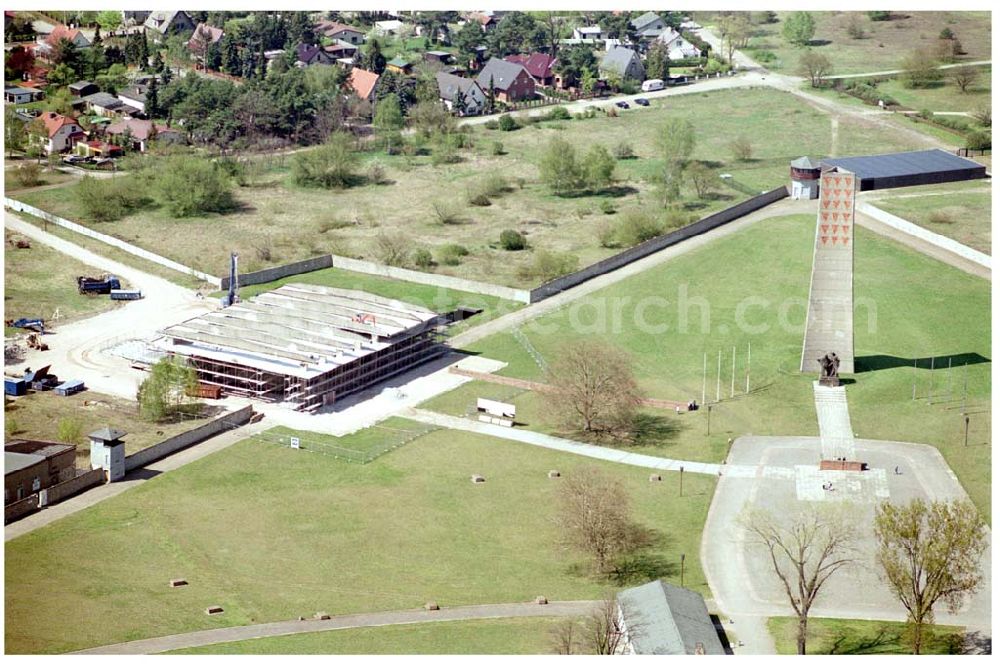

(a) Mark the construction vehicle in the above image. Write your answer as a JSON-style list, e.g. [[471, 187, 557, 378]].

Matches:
[[77, 275, 122, 295], [110, 289, 143, 301], [7, 318, 45, 333], [26, 333, 48, 351]]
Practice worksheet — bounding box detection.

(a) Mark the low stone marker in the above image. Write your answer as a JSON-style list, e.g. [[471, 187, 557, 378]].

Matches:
[[535, 596, 548, 605], [425, 601, 440, 611], [547, 470, 560, 478], [649, 474, 662, 482], [205, 606, 224, 615], [314, 612, 331, 620], [169, 578, 188, 588], [471, 474, 485, 484]]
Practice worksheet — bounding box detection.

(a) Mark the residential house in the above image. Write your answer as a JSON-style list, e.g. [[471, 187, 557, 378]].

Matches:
[[68, 80, 99, 97], [504, 53, 557, 87], [144, 11, 195, 41], [105, 118, 183, 152], [316, 21, 365, 45], [324, 40, 359, 61], [654, 28, 701, 60], [4, 86, 44, 104], [296, 43, 337, 67], [600, 46, 645, 81], [5, 440, 76, 505], [465, 12, 498, 32], [117, 85, 149, 115], [572, 25, 603, 40], [188, 23, 224, 61], [385, 56, 413, 75], [424, 51, 454, 65], [617, 580, 727, 655], [76, 139, 124, 158], [44, 25, 91, 50], [630, 11, 667, 39], [374, 19, 404, 37], [37, 111, 85, 153], [347, 68, 380, 104], [476, 57, 535, 103], [82, 91, 128, 117], [436, 71, 487, 116], [121, 11, 151, 26]]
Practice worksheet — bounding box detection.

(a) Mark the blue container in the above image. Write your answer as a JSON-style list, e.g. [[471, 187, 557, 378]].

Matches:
[[4, 377, 27, 396], [54, 379, 86, 396]]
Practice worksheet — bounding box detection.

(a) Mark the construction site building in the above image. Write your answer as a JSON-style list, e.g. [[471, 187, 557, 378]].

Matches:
[[154, 283, 446, 412]]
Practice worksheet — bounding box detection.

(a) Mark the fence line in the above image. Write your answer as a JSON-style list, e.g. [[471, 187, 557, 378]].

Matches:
[[856, 202, 991, 270], [4, 198, 222, 287], [124, 405, 254, 471]]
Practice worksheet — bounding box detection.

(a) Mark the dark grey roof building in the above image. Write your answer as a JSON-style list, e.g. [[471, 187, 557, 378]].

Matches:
[[617, 580, 727, 655], [821, 149, 987, 191], [476, 57, 527, 92], [600, 46, 645, 81]]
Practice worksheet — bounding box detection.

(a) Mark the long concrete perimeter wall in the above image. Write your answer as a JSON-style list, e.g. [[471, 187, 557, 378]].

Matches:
[[856, 201, 991, 270], [124, 406, 254, 471], [4, 198, 222, 287], [219, 255, 333, 291], [39, 468, 105, 506], [529, 186, 790, 302]]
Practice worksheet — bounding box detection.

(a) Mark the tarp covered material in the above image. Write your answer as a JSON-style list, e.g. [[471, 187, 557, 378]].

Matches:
[[821, 149, 986, 191]]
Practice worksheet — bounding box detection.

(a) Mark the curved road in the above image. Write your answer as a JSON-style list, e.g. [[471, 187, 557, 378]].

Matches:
[[73, 600, 599, 654]]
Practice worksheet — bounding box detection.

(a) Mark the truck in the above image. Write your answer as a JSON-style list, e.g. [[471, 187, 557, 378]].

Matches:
[[641, 78, 664, 92], [110, 289, 143, 301], [77, 275, 122, 295]]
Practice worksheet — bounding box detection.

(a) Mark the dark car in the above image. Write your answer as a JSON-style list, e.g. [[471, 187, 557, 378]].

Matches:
[[63, 155, 87, 164], [615, 101, 629, 109], [634, 98, 649, 106]]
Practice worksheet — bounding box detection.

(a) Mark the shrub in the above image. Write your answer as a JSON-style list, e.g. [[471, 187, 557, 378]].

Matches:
[[596, 221, 618, 248], [466, 186, 492, 206], [317, 218, 351, 233], [438, 243, 469, 266], [152, 156, 236, 217], [77, 175, 144, 222], [483, 119, 499, 130], [479, 172, 509, 197], [368, 161, 386, 184], [751, 49, 777, 64], [291, 132, 359, 189], [613, 140, 635, 160], [15, 162, 41, 187], [56, 417, 82, 445], [729, 136, 754, 162], [373, 233, 410, 266], [519, 249, 578, 282], [500, 229, 527, 251], [867, 11, 891, 21], [929, 210, 955, 225], [491, 140, 505, 155], [5, 417, 18, 437], [616, 210, 662, 247], [546, 106, 571, 121], [497, 114, 520, 131], [431, 200, 462, 224], [965, 130, 991, 150], [971, 105, 991, 128], [413, 247, 434, 268], [599, 200, 616, 215]]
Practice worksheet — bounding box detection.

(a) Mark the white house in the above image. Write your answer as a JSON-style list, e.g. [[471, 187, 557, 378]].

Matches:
[[572, 25, 603, 40], [374, 19, 404, 36], [4, 86, 44, 104], [655, 28, 701, 59], [631, 11, 667, 39], [38, 111, 85, 154]]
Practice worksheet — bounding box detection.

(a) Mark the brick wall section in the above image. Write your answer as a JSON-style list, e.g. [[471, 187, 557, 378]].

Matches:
[[4, 198, 222, 287], [39, 468, 105, 506], [4, 495, 39, 524], [528, 186, 789, 302], [123, 406, 254, 471], [219, 255, 333, 291]]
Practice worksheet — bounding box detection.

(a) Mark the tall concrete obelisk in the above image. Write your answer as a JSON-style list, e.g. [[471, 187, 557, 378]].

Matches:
[[800, 168, 856, 374]]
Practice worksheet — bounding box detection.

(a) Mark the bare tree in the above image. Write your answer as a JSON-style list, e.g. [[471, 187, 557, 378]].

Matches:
[[874, 499, 987, 655], [950, 65, 979, 93], [728, 136, 754, 162], [544, 340, 643, 438], [688, 161, 715, 198], [557, 467, 643, 573], [716, 12, 752, 64], [740, 505, 859, 655], [798, 50, 833, 88], [549, 618, 578, 654], [583, 591, 630, 654]]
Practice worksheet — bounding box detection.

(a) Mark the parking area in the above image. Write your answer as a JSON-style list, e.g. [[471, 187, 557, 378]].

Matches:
[[703, 435, 991, 627]]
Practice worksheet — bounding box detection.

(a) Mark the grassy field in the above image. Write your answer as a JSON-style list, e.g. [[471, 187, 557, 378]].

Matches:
[[3, 167, 76, 193], [262, 417, 439, 464], [16, 87, 935, 289], [734, 11, 991, 77], [4, 390, 217, 468], [456, 214, 992, 519], [3, 229, 127, 327], [167, 617, 564, 655], [768, 617, 967, 655], [5, 422, 715, 654], [868, 188, 991, 255], [873, 66, 992, 114]]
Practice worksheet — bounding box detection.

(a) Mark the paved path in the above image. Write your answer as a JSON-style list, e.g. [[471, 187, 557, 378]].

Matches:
[[73, 601, 599, 654], [826, 60, 992, 80], [813, 383, 856, 460], [407, 408, 724, 475], [5, 419, 268, 542]]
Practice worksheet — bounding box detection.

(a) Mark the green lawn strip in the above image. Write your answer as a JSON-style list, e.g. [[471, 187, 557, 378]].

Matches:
[[767, 617, 966, 655], [261, 418, 438, 463], [11, 210, 210, 290], [5, 423, 715, 654], [3, 229, 127, 324], [166, 617, 563, 655], [459, 214, 991, 517], [213, 265, 525, 334], [870, 191, 991, 255], [874, 69, 991, 115], [4, 391, 218, 469], [4, 168, 76, 193]]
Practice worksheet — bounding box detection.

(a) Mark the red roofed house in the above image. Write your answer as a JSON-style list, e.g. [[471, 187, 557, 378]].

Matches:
[[105, 118, 184, 152], [76, 140, 124, 159], [45, 25, 91, 49], [37, 112, 85, 154], [504, 53, 557, 87], [347, 68, 380, 103]]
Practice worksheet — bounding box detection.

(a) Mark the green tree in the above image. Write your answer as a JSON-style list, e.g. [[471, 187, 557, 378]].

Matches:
[[152, 156, 236, 217], [46, 63, 77, 88], [900, 48, 943, 88], [138, 357, 199, 422], [555, 45, 598, 89], [582, 144, 616, 191], [362, 38, 387, 75], [645, 42, 671, 81], [799, 50, 832, 87], [782, 12, 816, 47], [97, 10, 121, 32], [5, 107, 27, 158], [373, 93, 404, 152], [874, 499, 988, 655], [291, 132, 359, 188], [145, 78, 160, 119], [453, 19, 485, 60], [653, 118, 695, 206], [539, 136, 583, 195]]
